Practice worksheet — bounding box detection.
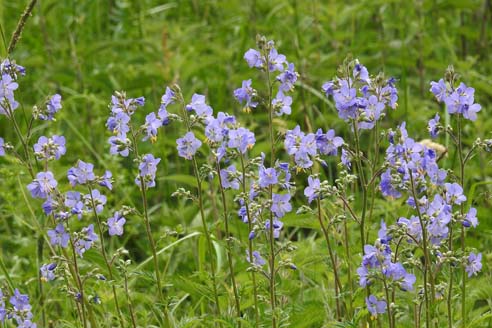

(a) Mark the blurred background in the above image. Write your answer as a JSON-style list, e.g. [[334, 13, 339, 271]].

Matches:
[[0, 1, 491, 326]]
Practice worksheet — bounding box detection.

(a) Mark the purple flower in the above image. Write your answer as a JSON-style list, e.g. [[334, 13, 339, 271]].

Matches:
[[258, 167, 278, 188], [466, 252, 482, 277], [106, 112, 130, 135], [234, 79, 258, 112], [109, 135, 130, 157], [463, 207, 478, 228], [220, 165, 240, 190], [0, 137, 5, 156], [341, 149, 351, 169], [268, 48, 286, 72], [265, 218, 283, 238], [333, 80, 358, 120], [246, 250, 266, 266], [177, 131, 202, 160], [135, 154, 160, 188], [272, 91, 292, 116], [380, 169, 401, 199], [353, 63, 370, 82], [366, 295, 386, 318], [398, 216, 422, 242], [98, 170, 113, 190], [0, 74, 19, 115], [186, 94, 213, 117], [65, 191, 84, 219], [1, 59, 25, 78], [428, 113, 440, 138], [47, 224, 69, 248], [27, 171, 58, 199], [430, 79, 447, 102], [67, 161, 95, 187], [33, 135, 66, 161], [271, 193, 292, 218], [228, 127, 255, 153], [304, 176, 320, 203], [10, 289, 32, 312], [244, 49, 264, 68], [315, 129, 343, 156], [161, 86, 175, 107], [107, 211, 126, 236], [142, 112, 162, 142], [84, 189, 107, 214], [444, 183, 466, 205], [277, 62, 298, 91], [322, 81, 335, 96], [39, 94, 62, 121], [40, 263, 57, 282], [74, 224, 98, 257], [443, 83, 481, 121], [359, 95, 384, 130], [284, 125, 303, 155]]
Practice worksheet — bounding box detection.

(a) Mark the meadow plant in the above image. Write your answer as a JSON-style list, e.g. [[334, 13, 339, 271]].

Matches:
[[0, 33, 489, 328]]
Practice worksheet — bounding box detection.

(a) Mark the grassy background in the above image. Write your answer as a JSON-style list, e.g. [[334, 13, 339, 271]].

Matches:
[[0, 0, 491, 327]]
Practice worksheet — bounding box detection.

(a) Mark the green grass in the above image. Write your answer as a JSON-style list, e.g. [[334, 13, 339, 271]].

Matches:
[[0, 0, 491, 327]]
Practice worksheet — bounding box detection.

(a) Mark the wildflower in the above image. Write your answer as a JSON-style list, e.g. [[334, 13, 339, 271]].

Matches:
[[246, 250, 266, 266], [135, 154, 160, 188], [109, 135, 131, 157], [430, 79, 447, 102], [315, 129, 343, 156], [177, 131, 202, 160], [380, 169, 401, 199], [444, 183, 466, 205], [106, 112, 130, 135], [186, 94, 213, 117], [466, 252, 482, 277], [84, 189, 107, 214], [0, 73, 19, 115], [33, 135, 66, 161], [366, 295, 386, 319], [67, 161, 96, 187], [38, 94, 62, 121], [304, 176, 321, 203], [98, 170, 113, 190], [220, 165, 240, 190], [142, 112, 162, 142], [74, 224, 98, 257], [267, 47, 286, 72], [234, 79, 258, 112], [107, 211, 126, 236], [228, 127, 256, 153], [258, 167, 278, 188], [40, 263, 57, 282], [160, 86, 175, 108], [463, 207, 478, 228], [244, 49, 264, 68], [0, 137, 5, 156], [10, 289, 36, 327], [47, 224, 69, 248], [428, 113, 440, 138], [277, 62, 298, 91], [341, 149, 351, 169], [272, 91, 292, 116], [65, 191, 84, 219], [265, 218, 284, 238], [271, 193, 292, 218], [27, 171, 58, 199]]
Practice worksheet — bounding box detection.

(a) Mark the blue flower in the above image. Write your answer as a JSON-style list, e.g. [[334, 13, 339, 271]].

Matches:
[[33, 135, 66, 161], [67, 161, 96, 187], [277, 62, 298, 92], [430, 79, 447, 102], [258, 167, 278, 188], [84, 189, 107, 214], [265, 218, 284, 238], [234, 79, 258, 112], [177, 131, 202, 160], [186, 94, 213, 118], [220, 165, 240, 190], [107, 211, 126, 236], [463, 207, 478, 228], [428, 113, 440, 138], [27, 171, 58, 199], [271, 193, 292, 218], [244, 49, 263, 68], [366, 295, 386, 318], [47, 224, 69, 248], [142, 112, 162, 142], [246, 250, 266, 266], [304, 176, 320, 203], [135, 154, 161, 188], [39, 94, 62, 121], [74, 224, 98, 257], [272, 91, 293, 116], [466, 252, 482, 277], [40, 263, 57, 282], [0, 137, 5, 156], [227, 127, 255, 153]]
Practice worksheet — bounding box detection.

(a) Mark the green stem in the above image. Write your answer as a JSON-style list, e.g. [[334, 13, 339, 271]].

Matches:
[[316, 199, 341, 320], [457, 116, 466, 327], [215, 160, 242, 322], [87, 185, 124, 327], [239, 154, 260, 327]]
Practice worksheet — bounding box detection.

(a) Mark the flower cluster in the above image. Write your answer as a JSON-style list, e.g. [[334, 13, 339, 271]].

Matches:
[[236, 38, 298, 115], [430, 68, 481, 121], [0, 59, 22, 116], [284, 125, 343, 170], [322, 60, 397, 127], [0, 288, 37, 328], [33, 135, 66, 161]]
